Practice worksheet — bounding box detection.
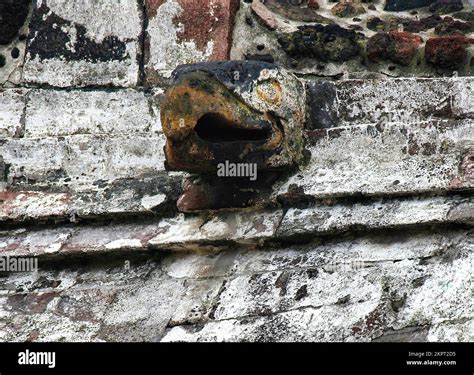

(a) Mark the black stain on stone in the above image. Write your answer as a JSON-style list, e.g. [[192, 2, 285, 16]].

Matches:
[[172, 60, 278, 94], [278, 24, 363, 62], [11, 47, 20, 59], [27, 3, 128, 63], [0, 0, 30, 45], [30, 276, 62, 290], [412, 275, 429, 288], [390, 292, 407, 313], [0, 156, 11, 182], [276, 184, 317, 208], [275, 271, 291, 296], [294, 284, 308, 301], [384, 0, 436, 11], [244, 53, 275, 63], [306, 81, 338, 129], [306, 268, 319, 279], [336, 294, 351, 305]]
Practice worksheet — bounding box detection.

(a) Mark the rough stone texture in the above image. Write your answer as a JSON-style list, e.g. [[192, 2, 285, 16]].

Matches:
[[0, 1, 473, 343], [1, 89, 165, 189], [425, 35, 474, 69], [276, 119, 473, 198], [145, 0, 240, 83], [1, 228, 471, 342], [0, 88, 182, 222], [367, 31, 423, 66], [0, 0, 30, 45], [1, 77, 472, 220], [23, 0, 142, 87], [24, 89, 162, 137], [331, 1, 366, 18], [231, 0, 474, 78], [385, 0, 436, 11], [314, 77, 474, 128], [0, 89, 26, 138], [1, 194, 472, 256], [0, 1, 30, 87]]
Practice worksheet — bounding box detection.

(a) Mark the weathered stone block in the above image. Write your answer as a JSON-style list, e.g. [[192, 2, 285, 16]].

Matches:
[[24, 89, 161, 137], [425, 35, 473, 69], [333, 78, 472, 124], [385, 0, 436, 11], [367, 31, 423, 66], [275, 120, 474, 198], [0, 89, 27, 138], [23, 0, 142, 87], [0, 0, 30, 45], [258, 0, 327, 23], [0, 1, 30, 86], [331, 0, 366, 18], [145, 0, 240, 83], [278, 24, 362, 62], [305, 81, 338, 129], [429, 0, 464, 14]]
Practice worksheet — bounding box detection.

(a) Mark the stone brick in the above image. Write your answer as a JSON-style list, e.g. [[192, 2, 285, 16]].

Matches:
[[275, 120, 473, 198], [333, 77, 473, 124], [305, 81, 338, 129], [0, 89, 27, 138], [24, 89, 160, 138], [145, 0, 240, 82], [251, 1, 278, 30], [425, 35, 473, 69], [262, 0, 327, 22], [2, 88, 167, 187], [367, 31, 423, 66], [331, 1, 366, 18], [23, 0, 143, 87], [429, 0, 464, 14], [384, 0, 436, 11], [0, 224, 472, 342]]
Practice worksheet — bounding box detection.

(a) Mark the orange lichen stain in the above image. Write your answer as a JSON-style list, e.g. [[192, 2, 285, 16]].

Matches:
[[256, 79, 283, 105]]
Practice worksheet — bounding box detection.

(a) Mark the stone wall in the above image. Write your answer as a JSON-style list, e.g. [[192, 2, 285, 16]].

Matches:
[[0, 0, 473, 342]]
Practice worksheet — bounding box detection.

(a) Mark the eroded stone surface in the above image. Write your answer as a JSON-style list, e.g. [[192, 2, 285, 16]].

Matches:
[[231, 0, 474, 78], [0, 1, 31, 87], [0, 44, 474, 341], [23, 0, 142, 87], [1, 194, 471, 255], [0, 89, 27, 138], [0, 87, 181, 222], [145, 0, 240, 82], [2, 228, 471, 342], [276, 119, 474, 198], [425, 35, 474, 69]]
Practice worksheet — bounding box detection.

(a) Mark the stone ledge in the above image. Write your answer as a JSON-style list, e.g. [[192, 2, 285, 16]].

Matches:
[[0, 174, 181, 224], [1, 195, 472, 257]]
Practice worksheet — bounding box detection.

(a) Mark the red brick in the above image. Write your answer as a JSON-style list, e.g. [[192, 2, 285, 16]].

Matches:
[[145, 0, 240, 83], [252, 1, 278, 30], [425, 35, 473, 69]]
